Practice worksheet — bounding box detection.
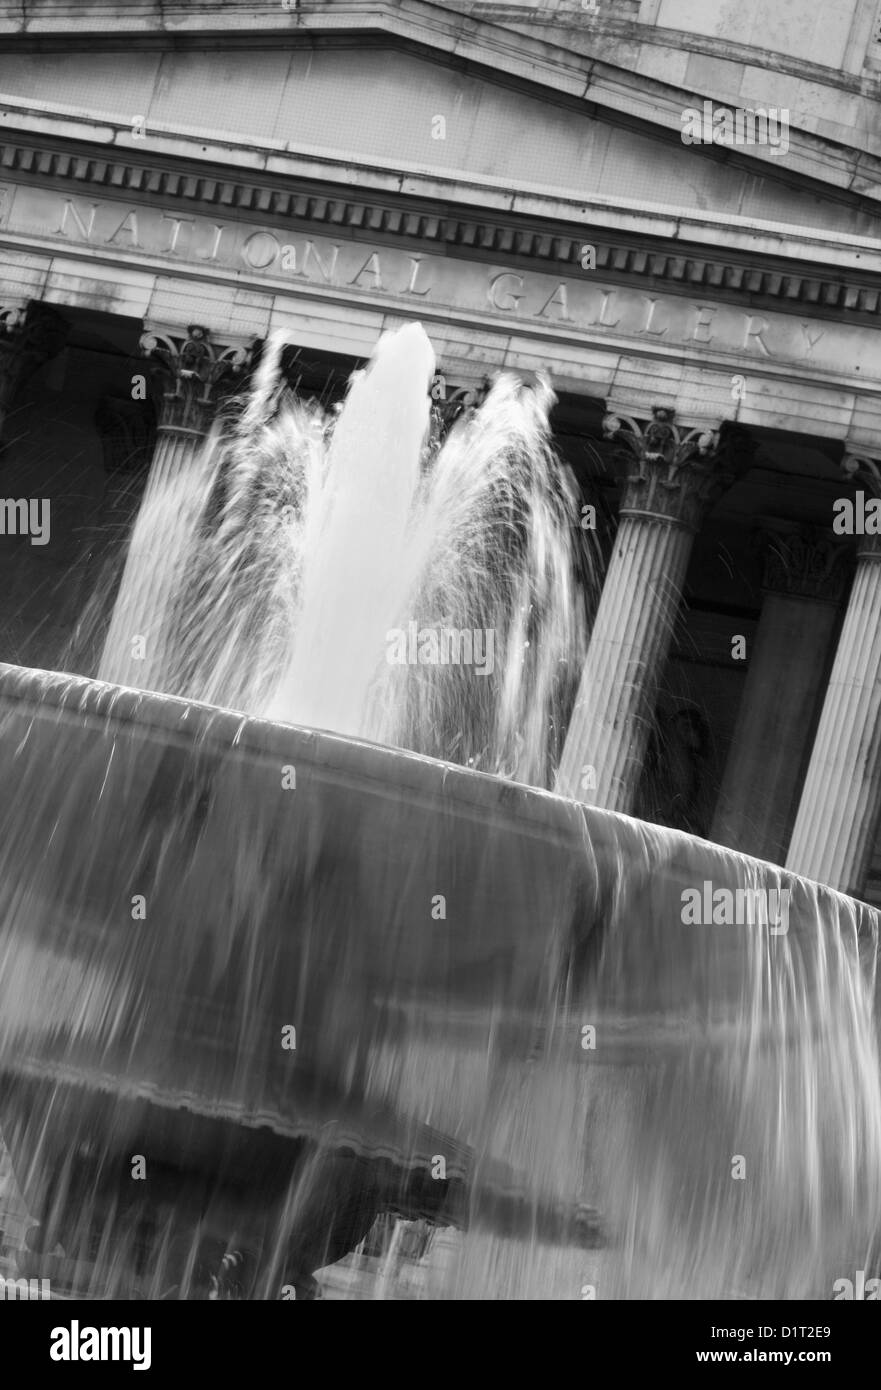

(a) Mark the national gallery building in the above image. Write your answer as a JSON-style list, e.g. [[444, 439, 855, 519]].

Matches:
[[1, 0, 880, 902]]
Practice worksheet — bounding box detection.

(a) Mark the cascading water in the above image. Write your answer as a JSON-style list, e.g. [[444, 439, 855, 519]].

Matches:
[[97, 323, 588, 788], [0, 322, 879, 1300]]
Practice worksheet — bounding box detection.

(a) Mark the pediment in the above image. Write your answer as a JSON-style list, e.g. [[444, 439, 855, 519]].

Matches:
[[0, 28, 878, 246]]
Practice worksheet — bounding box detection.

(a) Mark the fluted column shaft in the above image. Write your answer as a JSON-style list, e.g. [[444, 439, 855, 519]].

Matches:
[[98, 325, 252, 692], [786, 460, 881, 894], [557, 512, 692, 810], [556, 408, 753, 810], [712, 528, 847, 863]]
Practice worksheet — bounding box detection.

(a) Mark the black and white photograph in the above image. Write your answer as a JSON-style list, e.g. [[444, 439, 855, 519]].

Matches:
[[0, 0, 879, 1356]]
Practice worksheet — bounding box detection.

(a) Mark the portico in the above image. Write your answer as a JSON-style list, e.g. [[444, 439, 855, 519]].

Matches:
[[0, 0, 880, 904]]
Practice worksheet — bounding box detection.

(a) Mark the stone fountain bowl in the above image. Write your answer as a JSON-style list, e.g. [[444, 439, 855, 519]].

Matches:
[[0, 662, 876, 1294]]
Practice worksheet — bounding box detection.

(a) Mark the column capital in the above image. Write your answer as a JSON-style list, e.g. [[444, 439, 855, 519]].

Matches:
[[842, 450, 881, 490], [139, 324, 254, 436], [431, 373, 492, 437], [758, 523, 851, 604], [0, 300, 69, 410], [603, 406, 754, 532]]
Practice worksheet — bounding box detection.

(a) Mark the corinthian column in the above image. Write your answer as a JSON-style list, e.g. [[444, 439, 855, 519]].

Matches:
[[0, 302, 69, 440], [556, 408, 753, 812], [711, 525, 848, 863], [138, 323, 252, 484], [786, 453, 881, 895], [98, 324, 253, 692]]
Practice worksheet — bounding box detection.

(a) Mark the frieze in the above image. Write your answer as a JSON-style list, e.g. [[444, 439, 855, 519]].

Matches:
[[0, 139, 877, 320], [0, 185, 878, 382]]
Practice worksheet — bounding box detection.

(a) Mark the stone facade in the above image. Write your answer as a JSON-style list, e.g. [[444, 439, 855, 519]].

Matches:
[[0, 0, 879, 899]]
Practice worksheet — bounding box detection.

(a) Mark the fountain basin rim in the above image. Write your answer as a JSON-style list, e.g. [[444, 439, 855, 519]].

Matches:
[[7, 1054, 473, 1177], [0, 661, 874, 920]]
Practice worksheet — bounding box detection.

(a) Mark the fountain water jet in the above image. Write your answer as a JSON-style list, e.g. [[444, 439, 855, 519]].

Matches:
[[268, 321, 435, 738], [97, 323, 588, 787]]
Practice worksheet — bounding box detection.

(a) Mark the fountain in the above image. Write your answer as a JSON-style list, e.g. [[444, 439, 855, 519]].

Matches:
[[0, 324, 879, 1299]]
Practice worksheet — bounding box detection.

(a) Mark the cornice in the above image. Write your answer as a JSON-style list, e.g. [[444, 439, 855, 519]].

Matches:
[[3, 133, 881, 324], [1, 0, 877, 104], [466, 7, 881, 100], [0, 1, 879, 199]]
